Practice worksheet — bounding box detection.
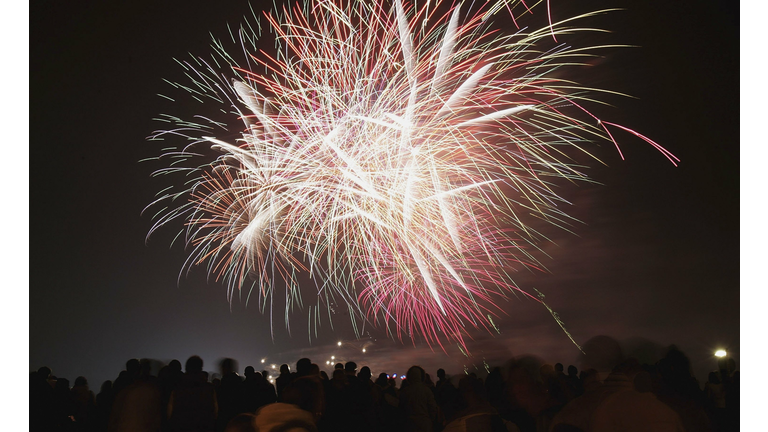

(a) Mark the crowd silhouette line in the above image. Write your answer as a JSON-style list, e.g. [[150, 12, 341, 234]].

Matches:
[[30, 342, 739, 432]]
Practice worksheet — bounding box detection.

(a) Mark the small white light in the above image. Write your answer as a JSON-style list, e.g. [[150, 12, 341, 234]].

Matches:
[[331, 356, 335, 360], [715, 349, 727, 358], [362, 348, 366, 353], [338, 341, 342, 346], [271, 364, 276, 369], [326, 361, 330, 365], [261, 359, 265, 363]]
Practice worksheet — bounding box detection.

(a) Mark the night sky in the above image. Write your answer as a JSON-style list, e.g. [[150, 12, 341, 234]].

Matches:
[[29, 0, 739, 389]]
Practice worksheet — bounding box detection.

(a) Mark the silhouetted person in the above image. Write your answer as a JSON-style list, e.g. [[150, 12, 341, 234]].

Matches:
[[321, 368, 350, 432], [216, 358, 245, 432], [95, 380, 114, 432], [71, 376, 96, 431], [168, 355, 218, 432], [30, 367, 57, 431], [566, 365, 583, 397], [242, 366, 259, 412], [343, 361, 358, 383], [504, 355, 554, 432], [481, 367, 505, 415], [53, 377, 77, 430], [296, 358, 312, 378], [590, 359, 686, 432], [108, 359, 163, 432], [253, 372, 278, 410], [443, 374, 510, 432], [159, 359, 184, 430], [309, 363, 321, 378], [655, 347, 713, 432], [276, 364, 292, 400], [399, 366, 438, 432], [283, 372, 325, 425], [346, 365, 377, 430], [704, 371, 726, 431], [112, 359, 141, 399]]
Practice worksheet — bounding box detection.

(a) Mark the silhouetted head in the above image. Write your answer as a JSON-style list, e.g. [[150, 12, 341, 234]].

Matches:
[[309, 363, 320, 377], [332, 369, 346, 381], [99, 380, 112, 394], [262, 370, 269, 379], [37, 367, 52, 381], [74, 376, 88, 387], [334, 363, 344, 370], [280, 364, 290, 375], [659, 346, 693, 385], [220, 358, 238, 376], [139, 359, 153, 377], [567, 365, 578, 377], [555, 363, 564, 373], [376, 373, 388, 387], [186, 355, 204, 374], [406, 366, 425, 383], [359, 366, 372, 381], [169, 359, 182, 373], [126, 358, 141, 374], [320, 371, 329, 381], [296, 358, 312, 377], [283, 376, 324, 415], [424, 373, 434, 387], [344, 361, 357, 375], [437, 368, 446, 379], [244, 366, 255, 378]]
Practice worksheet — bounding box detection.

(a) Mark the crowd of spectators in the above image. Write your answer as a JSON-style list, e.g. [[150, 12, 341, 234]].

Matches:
[[29, 344, 739, 432]]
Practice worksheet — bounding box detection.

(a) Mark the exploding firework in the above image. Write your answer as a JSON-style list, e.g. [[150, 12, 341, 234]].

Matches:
[[145, 0, 677, 348]]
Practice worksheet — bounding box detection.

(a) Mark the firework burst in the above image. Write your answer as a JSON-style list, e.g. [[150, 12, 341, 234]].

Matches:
[[146, 0, 677, 348]]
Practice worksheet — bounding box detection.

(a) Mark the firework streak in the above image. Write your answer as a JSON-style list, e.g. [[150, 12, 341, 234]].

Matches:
[[146, 0, 677, 348]]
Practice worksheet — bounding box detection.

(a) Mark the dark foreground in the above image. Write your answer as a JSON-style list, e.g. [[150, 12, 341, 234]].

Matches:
[[30, 345, 739, 432]]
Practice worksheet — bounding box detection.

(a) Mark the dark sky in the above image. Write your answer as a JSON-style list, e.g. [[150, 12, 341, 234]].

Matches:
[[29, 0, 739, 388]]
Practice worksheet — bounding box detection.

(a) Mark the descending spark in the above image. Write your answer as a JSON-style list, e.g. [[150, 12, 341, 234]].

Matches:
[[146, 0, 676, 349]]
